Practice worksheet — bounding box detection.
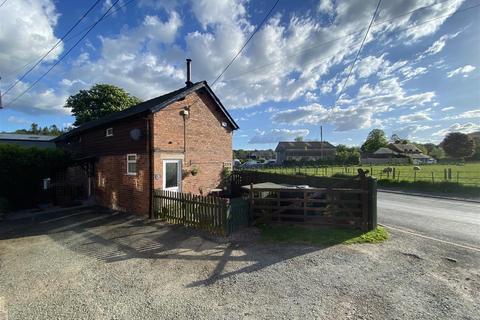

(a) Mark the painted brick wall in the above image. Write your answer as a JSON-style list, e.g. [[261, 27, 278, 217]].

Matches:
[[152, 90, 233, 194], [94, 153, 150, 215]]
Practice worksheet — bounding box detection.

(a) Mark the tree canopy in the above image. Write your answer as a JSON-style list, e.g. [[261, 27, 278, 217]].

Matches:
[[6, 123, 68, 136], [441, 132, 476, 160], [65, 84, 142, 126], [361, 129, 388, 153]]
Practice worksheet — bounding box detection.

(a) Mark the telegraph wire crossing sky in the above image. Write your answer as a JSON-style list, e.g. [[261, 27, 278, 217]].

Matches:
[[0, 0, 478, 148]]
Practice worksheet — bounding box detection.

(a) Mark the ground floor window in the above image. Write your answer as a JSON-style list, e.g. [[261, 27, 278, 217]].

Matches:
[[127, 154, 137, 175]]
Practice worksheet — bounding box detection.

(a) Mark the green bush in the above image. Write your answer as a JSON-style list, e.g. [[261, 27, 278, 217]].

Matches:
[[0, 144, 72, 209]]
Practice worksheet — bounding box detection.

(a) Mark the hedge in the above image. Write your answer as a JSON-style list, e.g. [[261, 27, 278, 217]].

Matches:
[[0, 144, 72, 210]]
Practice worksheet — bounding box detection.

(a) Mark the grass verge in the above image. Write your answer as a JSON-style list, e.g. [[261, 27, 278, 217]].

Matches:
[[377, 179, 480, 198], [259, 225, 389, 246]]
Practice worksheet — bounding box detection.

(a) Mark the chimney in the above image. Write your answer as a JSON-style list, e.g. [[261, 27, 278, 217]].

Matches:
[[185, 58, 193, 87]]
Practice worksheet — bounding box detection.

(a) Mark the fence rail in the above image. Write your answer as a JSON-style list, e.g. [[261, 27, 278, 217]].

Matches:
[[243, 165, 480, 186], [233, 170, 377, 231]]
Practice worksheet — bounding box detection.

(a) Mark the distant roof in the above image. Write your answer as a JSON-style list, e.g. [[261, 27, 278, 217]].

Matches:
[[275, 141, 336, 152], [55, 81, 238, 141], [374, 147, 398, 155], [389, 143, 422, 154], [0, 133, 56, 141]]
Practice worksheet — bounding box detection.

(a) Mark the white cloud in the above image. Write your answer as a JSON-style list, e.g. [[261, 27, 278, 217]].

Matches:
[[443, 109, 480, 120], [249, 128, 310, 144], [392, 124, 431, 139], [447, 65, 476, 78], [355, 55, 387, 78], [7, 116, 30, 124], [422, 32, 460, 57], [272, 103, 375, 132], [1, 0, 461, 117], [441, 106, 455, 111], [317, 0, 334, 14], [0, 0, 62, 80], [398, 111, 432, 123], [433, 122, 480, 137]]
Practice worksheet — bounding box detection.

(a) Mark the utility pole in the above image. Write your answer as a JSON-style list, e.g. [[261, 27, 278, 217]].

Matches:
[[320, 125, 323, 161], [0, 76, 3, 109]]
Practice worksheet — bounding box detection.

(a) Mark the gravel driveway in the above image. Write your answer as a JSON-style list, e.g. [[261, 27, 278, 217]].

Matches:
[[0, 206, 479, 320]]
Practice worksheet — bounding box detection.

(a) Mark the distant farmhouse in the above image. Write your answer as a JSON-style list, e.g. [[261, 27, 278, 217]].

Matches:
[[275, 141, 336, 164], [362, 143, 436, 165], [0, 133, 56, 149]]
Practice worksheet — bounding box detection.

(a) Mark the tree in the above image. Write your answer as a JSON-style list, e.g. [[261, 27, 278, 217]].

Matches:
[[65, 84, 142, 126], [441, 132, 476, 160], [11, 123, 67, 136], [294, 136, 304, 142], [390, 134, 408, 144], [468, 137, 480, 161], [361, 129, 388, 153], [335, 144, 360, 164]]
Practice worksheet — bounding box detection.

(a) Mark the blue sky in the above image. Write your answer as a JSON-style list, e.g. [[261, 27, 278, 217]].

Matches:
[[0, 0, 479, 149]]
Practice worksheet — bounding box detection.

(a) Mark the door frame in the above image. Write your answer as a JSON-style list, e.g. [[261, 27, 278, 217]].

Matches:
[[162, 159, 182, 192]]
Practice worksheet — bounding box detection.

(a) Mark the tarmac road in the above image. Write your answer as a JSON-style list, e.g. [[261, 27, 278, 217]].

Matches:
[[378, 191, 480, 251]]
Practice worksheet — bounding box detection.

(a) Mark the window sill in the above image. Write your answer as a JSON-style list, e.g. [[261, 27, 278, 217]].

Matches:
[[126, 173, 137, 176]]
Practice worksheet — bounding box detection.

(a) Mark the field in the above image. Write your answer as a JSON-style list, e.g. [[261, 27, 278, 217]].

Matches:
[[256, 162, 480, 194]]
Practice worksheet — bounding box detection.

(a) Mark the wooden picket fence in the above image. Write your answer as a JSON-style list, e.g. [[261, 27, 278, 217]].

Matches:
[[153, 190, 249, 236]]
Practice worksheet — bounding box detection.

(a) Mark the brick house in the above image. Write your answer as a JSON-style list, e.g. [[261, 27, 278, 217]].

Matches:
[[275, 141, 336, 164], [55, 73, 238, 217]]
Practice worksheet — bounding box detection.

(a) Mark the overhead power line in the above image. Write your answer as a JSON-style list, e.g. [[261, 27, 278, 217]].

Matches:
[[335, 0, 382, 102], [218, 0, 475, 83], [211, 0, 281, 86], [0, 0, 8, 9], [2, 0, 137, 81], [5, 0, 121, 107], [1, 0, 103, 98]]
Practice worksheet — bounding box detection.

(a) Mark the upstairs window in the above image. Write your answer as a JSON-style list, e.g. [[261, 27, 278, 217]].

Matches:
[[106, 128, 113, 137], [127, 154, 137, 175]]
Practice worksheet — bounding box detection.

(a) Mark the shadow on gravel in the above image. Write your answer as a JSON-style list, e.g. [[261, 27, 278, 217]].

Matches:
[[0, 207, 328, 287]]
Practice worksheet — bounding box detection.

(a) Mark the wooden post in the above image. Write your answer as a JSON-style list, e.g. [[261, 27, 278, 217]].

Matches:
[[248, 183, 254, 225], [444, 168, 447, 181], [457, 171, 459, 183], [303, 190, 307, 221], [448, 168, 452, 180], [360, 171, 368, 231], [393, 168, 396, 180], [367, 177, 377, 231], [414, 170, 416, 182], [431, 172, 435, 184]]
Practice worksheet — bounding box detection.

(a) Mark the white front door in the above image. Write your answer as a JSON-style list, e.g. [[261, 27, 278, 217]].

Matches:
[[163, 160, 182, 192]]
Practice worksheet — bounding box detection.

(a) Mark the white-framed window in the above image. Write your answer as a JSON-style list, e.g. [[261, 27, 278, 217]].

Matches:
[[127, 154, 137, 175], [106, 127, 113, 137]]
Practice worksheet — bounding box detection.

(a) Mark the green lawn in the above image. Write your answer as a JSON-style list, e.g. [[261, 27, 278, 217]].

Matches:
[[259, 162, 480, 187], [260, 225, 389, 246]]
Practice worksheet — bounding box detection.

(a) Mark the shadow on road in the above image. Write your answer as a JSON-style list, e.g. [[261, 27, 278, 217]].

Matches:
[[0, 207, 333, 287]]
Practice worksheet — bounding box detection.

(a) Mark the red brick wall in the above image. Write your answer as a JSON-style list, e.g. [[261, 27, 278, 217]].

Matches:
[[152, 90, 233, 194], [94, 153, 150, 215]]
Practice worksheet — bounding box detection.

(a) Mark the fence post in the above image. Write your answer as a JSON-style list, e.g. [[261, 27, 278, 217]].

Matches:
[[359, 170, 369, 231], [367, 177, 377, 231], [431, 172, 435, 183], [248, 184, 254, 225]]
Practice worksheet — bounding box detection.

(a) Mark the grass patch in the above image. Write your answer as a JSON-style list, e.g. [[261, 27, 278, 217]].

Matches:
[[259, 225, 389, 246]]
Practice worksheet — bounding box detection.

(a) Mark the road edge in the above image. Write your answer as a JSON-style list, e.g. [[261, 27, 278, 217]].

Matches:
[[378, 189, 480, 204]]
